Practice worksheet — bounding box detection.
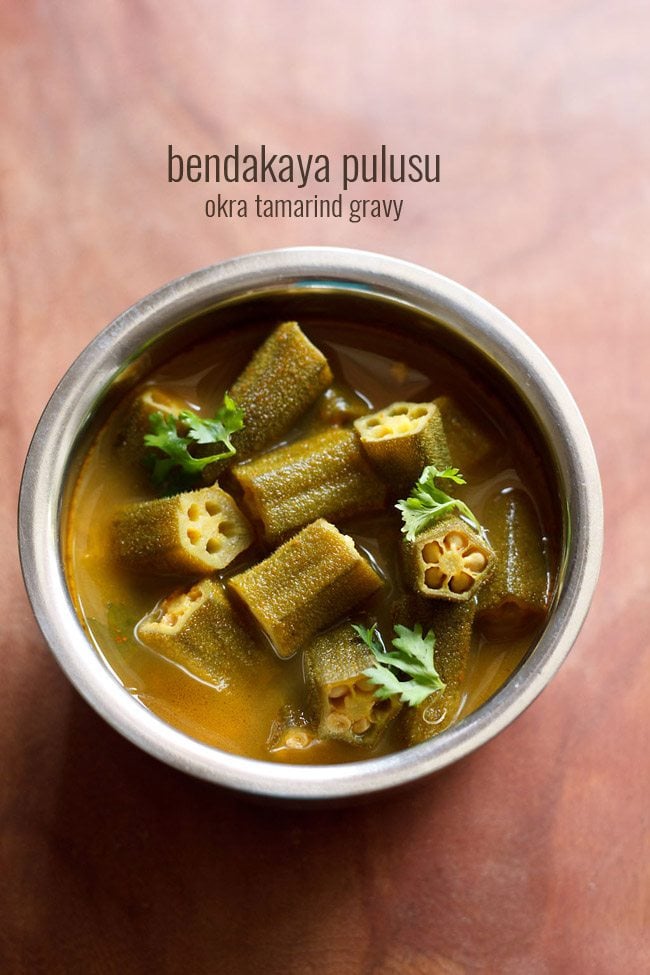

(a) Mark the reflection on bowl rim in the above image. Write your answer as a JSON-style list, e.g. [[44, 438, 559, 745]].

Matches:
[[18, 247, 603, 801]]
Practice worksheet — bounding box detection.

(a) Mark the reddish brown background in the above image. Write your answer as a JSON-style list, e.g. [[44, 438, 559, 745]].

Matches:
[[2, 2, 648, 973]]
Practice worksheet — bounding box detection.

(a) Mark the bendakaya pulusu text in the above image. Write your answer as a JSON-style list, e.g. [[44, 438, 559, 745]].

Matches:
[[168, 145, 440, 191]]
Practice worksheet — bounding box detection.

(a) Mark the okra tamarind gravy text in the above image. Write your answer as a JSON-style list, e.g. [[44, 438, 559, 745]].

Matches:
[[65, 318, 558, 765]]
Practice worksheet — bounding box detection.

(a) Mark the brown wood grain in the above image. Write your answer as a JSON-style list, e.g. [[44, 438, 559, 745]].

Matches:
[[1, 2, 648, 972]]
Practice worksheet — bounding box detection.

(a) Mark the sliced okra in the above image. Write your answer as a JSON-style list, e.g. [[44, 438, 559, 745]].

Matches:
[[267, 704, 316, 752], [354, 401, 451, 493], [396, 597, 476, 745], [137, 578, 258, 685], [476, 488, 549, 638], [304, 623, 401, 747], [114, 386, 189, 466], [202, 321, 333, 481], [391, 594, 476, 688], [404, 515, 495, 602], [434, 395, 500, 475], [309, 383, 370, 428], [227, 518, 383, 658], [112, 484, 253, 575], [232, 427, 387, 543], [403, 687, 464, 745]]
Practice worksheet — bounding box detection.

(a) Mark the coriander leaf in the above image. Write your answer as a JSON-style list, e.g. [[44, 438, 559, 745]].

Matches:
[[354, 621, 446, 707], [143, 393, 244, 494], [395, 464, 480, 541], [363, 665, 413, 701], [183, 393, 244, 449], [351, 622, 383, 654]]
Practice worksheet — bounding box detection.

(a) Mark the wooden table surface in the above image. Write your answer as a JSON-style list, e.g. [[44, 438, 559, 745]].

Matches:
[[2, 2, 648, 972]]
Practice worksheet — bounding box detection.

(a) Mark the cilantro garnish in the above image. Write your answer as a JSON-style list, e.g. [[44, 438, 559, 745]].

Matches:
[[395, 465, 480, 541], [144, 393, 244, 494], [352, 622, 446, 707]]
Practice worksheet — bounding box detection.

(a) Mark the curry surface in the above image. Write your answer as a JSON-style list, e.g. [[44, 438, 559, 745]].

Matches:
[[65, 319, 557, 764]]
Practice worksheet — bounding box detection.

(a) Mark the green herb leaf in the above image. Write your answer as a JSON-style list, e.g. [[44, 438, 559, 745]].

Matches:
[[182, 393, 244, 450], [352, 622, 446, 707], [143, 393, 244, 494], [395, 465, 480, 541]]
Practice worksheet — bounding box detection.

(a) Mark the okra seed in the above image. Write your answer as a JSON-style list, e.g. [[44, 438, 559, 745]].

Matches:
[[464, 551, 487, 572], [424, 566, 446, 589], [449, 571, 473, 593], [205, 500, 220, 516], [206, 537, 221, 554], [328, 685, 349, 699], [187, 528, 201, 543], [285, 731, 311, 749], [446, 531, 468, 551], [352, 718, 371, 734], [187, 503, 200, 521], [422, 541, 444, 562], [326, 713, 352, 732]]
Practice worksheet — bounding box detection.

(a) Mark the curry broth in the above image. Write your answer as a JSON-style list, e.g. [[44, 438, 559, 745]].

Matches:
[[65, 318, 557, 764]]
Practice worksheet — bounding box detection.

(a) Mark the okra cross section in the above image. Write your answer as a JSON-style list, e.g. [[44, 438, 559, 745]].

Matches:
[[112, 484, 253, 575], [227, 518, 383, 657], [232, 427, 386, 543], [304, 623, 401, 747], [354, 401, 451, 493], [404, 515, 495, 601], [267, 704, 316, 752], [137, 578, 259, 686]]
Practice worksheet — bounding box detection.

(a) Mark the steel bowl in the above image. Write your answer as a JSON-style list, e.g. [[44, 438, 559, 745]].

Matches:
[[18, 247, 603, 801]]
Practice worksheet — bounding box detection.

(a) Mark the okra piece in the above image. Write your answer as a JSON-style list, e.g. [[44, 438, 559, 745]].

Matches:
[[304, 623, 401, 746], [114, 386, 189, 466], [403, 515, 495, 602], [395, 597, 476, 745], [477, 489, 548, 637], [202, 322, 332, 481], [267, 704, 316, 751], [392, 594, 476, 688], [227, 518, 383, 657], [309, 383, 370, 428], [232, 427, 387, 543], [354, 402, 451, 493], [434, 395, 499, 475], [137, 578, 258, 685], [112, 484, 253, 575]]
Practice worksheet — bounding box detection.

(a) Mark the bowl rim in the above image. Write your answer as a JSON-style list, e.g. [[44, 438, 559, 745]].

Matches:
[[18, 246, 603, 800]]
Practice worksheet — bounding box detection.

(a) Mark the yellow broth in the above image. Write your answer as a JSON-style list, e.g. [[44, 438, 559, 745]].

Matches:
[[65, 319, 558, 764]]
